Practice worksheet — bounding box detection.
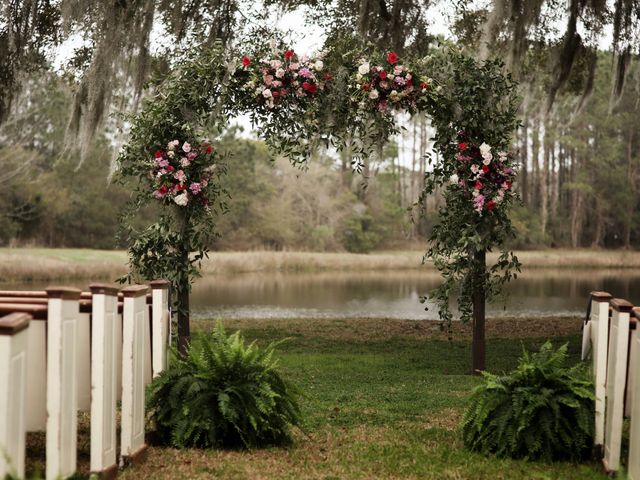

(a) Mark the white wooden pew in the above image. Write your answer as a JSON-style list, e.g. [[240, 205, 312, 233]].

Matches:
[[150, 279, 171, 378], [45, 287, 82, 480], [627, 307, 640, 479], [120, 285, 150, 466], [603, 298, 634, 474], [587, 291, 613, 453], [0, 313, 31, 479], [0, 281, 171, 476], [89, 284, 120, 478]]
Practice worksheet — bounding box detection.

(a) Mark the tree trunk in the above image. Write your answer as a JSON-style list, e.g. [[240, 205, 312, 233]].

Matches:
[[177, 210, 192, 356], [624, 128, 635, 249], [551, 139, 559, 219], [531, 114, 540, 206], [591, 203, 605, 247], [541, 119, 550, 238], [569, 149, 584, 247], [472, 249, 486, 374], [177, 272, 190, 355], [520, 117, 529, 205]]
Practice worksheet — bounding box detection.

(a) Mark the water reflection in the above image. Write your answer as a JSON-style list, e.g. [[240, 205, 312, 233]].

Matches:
[[3, 269, 638, 320], [190, 269, 640, 320]]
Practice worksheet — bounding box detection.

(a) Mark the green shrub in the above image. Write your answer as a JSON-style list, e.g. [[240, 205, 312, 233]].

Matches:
[[341, 214, 383, 253], [147, 322, 302, 449], [461, 342, 594, 461]]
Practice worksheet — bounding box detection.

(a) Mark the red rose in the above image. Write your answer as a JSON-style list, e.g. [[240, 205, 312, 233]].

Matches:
[[205, 144, 213, 154], [284, 50, 295, 60], [155, 150, 163, 159], [387, 52, 398, 64], [420, 81, 429, 90], [458, 142, 468, 152], [379, 70, 387, 80], [323, 73, 333, 81], [482, 165, 489, 174], [158, 185, 168, 195], [176, 184, 186, 191], [475, 180, 483, 190], [272, 90, 280, 97], [486, 200, 496, 211], [242, 55, 251, 67], [166, 165, 175, 172], [302, 81, 317, 93]]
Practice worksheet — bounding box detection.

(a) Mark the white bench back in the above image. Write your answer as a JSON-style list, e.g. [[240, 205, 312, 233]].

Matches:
[[0, 313, 30, 479], [45, 287, 82, 480]]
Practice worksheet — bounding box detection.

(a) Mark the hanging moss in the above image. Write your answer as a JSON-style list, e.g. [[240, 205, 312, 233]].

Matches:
[[0, 0, 60, 124]]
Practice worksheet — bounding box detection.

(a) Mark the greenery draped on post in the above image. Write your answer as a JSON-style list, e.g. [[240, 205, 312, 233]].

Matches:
[[421, 50, 521, 372], [117, 36, 521, 366]]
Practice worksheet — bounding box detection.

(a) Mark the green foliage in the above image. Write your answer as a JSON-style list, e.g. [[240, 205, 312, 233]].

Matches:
[[118, 37, 521, 337], [461, 342, 594, 461], [342, 214, 383, 253], [147, 322, 302, 449], [421, 47, 522, 324]]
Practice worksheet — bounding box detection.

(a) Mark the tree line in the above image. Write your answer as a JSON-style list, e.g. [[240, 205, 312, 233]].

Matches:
[[1, 1, 639, 250]]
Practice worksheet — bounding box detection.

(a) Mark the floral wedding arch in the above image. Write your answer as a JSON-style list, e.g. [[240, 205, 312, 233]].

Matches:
[[117, 38, 520, 371]]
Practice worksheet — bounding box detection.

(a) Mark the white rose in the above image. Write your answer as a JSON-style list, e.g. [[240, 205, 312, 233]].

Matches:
[[174, 192, 189, 206], [449, 174, 459, 184], [482, 154, 492, 165], [182, 142, 191, 153], [358, 62, 370, 75], [275, 68, 285, 78], [314, 60, 323, 71], [479, 142, 491, 156], [369, 90, 379, 99], [167, 150, 175, 158], [262, 89, 273, 98]]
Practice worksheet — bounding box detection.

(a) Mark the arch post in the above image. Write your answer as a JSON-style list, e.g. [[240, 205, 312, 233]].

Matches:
[[472, 249, 486, 374]]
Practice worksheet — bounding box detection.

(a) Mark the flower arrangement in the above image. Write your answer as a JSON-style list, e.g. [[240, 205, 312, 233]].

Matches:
[[237, 49, 331, 109], [352, 51, 430, 113], [149, 140, 219, 208], [449, 133, 516, 215]]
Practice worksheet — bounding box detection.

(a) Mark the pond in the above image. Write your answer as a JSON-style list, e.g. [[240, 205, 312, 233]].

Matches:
[[4, 269, 639, 320], [189, 269, 640, 320]]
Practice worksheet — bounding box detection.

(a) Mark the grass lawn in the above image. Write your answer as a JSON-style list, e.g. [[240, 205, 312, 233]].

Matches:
[[116, 318, 608, 480]]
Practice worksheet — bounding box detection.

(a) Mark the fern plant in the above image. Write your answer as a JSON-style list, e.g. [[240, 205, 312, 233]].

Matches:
[[147, 322, 301, 449], [461, 342, 594, 461]]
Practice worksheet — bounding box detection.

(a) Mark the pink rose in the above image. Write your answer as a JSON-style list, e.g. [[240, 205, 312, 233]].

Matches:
[[189, 182, 202, 195]]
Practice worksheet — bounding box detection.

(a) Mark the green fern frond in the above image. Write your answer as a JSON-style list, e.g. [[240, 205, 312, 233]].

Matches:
[[461, 341, 594, 462], [146, 321, 302, 449]]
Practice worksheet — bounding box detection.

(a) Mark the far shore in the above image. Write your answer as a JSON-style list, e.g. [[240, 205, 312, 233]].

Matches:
[[0, 247, 639, 283]]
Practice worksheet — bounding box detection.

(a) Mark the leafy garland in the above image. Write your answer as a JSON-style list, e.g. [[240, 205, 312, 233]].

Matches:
[[420, 50, 521, 325], [117, 39, 521, 348]]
